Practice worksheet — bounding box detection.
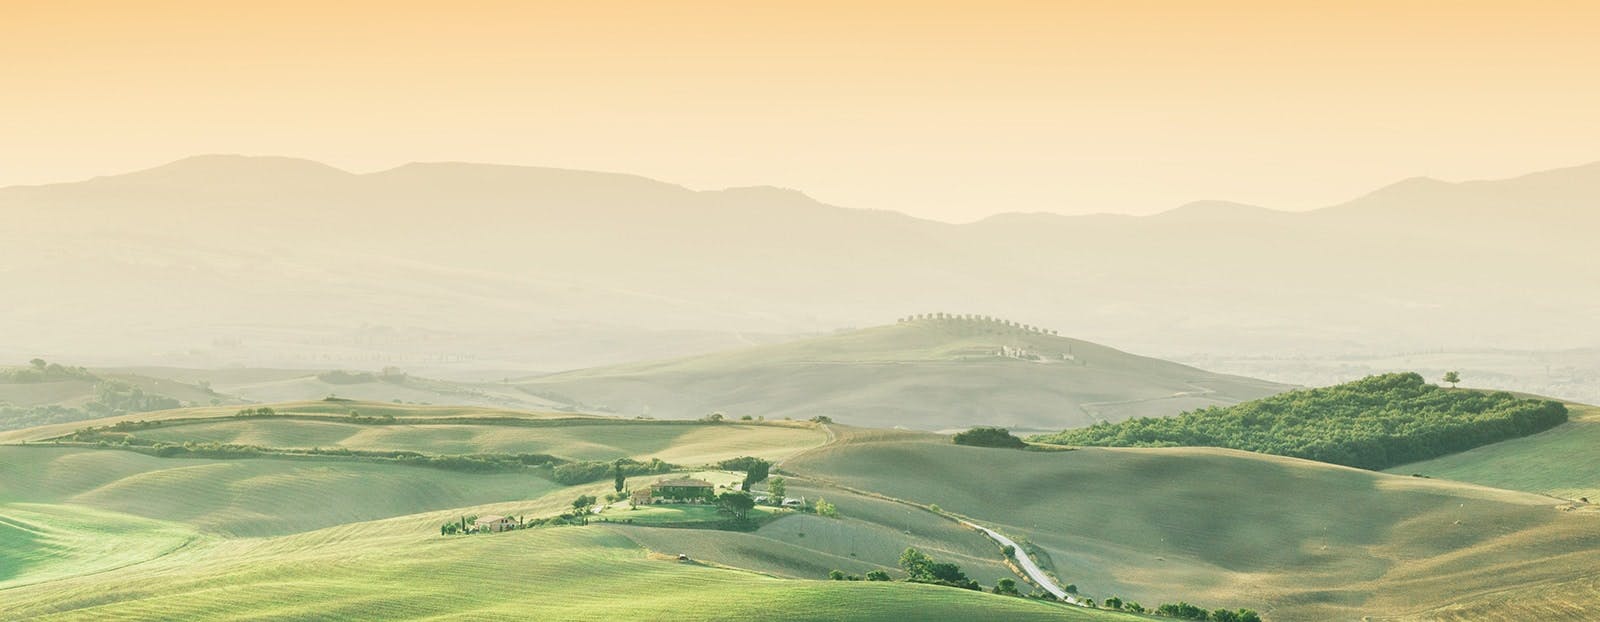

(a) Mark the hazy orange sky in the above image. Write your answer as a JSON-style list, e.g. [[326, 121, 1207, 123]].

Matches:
[[3, 1, 1598, 221]]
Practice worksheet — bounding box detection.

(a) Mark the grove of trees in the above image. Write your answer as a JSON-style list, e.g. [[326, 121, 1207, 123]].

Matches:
[[952, 426, 1027, 449], [1032, 373, 1567, 470]]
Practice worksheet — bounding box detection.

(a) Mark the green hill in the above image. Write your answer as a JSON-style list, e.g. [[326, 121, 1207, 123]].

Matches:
[[784, 427, 1600, 621], [8, 401, 1600, 620], [0, 509, 1120, 621], [519, 316, 1288, 431], [1030, 373, 1569, 470], [1388, 404, 1600, 500]]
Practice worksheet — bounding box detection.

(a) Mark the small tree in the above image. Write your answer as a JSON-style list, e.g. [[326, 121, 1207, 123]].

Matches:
[[1002, 545, 1016, 557], [1104, 596, 1123, 610], [992, 578, 1020, 595], [1443, 370, 1461, 388], [899, 548, 934, 579], [613, 459, 627, 493], [865, 570, 891, 581], [717, 491, 756, 520], [572, 494, 597, 514], [828, 569, 848, 581], [768, 476, 787, 501], [814, 497, 838, 518], [1063, 584, 1078, 595]]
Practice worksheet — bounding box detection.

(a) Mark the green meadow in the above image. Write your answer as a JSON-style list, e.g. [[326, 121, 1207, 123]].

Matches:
[[5, 399, 1600, 621]]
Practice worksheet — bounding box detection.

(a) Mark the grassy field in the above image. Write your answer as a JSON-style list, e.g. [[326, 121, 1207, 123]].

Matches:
[[0, 445, 560, 537], [1387, 404, 1600, 500], [114, 417, 826, 464], [0, 503, 203, 589], [11, 400, 1600, 621], [784, 427, 1600, 621], [0, 495, 1127, 621], [519, 318, 1287, 431], [615, 482, 1026, 585]]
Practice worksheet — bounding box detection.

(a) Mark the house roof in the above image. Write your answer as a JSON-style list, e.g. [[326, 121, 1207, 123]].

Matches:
[[474, 515, 508, 523], [655, 478, 714, 488]]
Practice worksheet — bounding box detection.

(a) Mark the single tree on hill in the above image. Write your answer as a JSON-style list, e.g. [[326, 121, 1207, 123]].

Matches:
[[1443, 370, 1461, 388], [768, 476, 786, 501]]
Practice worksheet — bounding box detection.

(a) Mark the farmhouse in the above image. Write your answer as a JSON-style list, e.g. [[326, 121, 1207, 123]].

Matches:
[[648, 478, 715, 503], [473, 515, 517, 533], [630, 487, 653, 505]]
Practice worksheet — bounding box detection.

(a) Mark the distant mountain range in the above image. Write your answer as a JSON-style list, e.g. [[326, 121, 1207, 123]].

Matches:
[[2, 154, 1597, 371]]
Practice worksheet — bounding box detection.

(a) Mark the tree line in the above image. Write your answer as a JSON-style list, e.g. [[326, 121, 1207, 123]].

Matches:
[[1031, 373, 1567, 470]]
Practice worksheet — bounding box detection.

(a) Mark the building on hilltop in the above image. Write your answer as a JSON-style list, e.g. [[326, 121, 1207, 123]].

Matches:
[[473, 515, 517, 533], [645, 478, 715, 504]]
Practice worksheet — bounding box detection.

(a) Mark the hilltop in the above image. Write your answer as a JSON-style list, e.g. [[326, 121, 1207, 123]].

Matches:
[[517, 315, 1288, 431]]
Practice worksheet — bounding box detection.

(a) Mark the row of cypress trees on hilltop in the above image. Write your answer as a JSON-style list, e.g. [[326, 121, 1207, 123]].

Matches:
[[898, 313, 1058, 336]]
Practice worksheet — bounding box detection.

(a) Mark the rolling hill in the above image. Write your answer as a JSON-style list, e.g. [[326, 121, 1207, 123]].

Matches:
[[517, 315, 1289, 431], [1389, 404, 1600, 501], [6, 401, 1600, 620], [783, 427, 1600, 621], [0, 405, 1122, 621], [0, 362, 569, 432]]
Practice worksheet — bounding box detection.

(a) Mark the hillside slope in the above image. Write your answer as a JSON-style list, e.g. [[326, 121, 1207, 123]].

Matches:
[[0, 503, 1121, 621], [1389, 404, 1600, 500], [518, 316, 1288, 430], [784, 429, 1600, 621]]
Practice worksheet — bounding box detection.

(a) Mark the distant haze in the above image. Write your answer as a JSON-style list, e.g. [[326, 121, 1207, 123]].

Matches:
[[2, 155, 1598, 376], [3, 2, 1600, 221]]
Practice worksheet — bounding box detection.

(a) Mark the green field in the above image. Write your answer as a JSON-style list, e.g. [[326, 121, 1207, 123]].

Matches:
[[519, 318, 1287, 431], [107, 416, 825, 464], [0, 468, 1122, 621], [1388, 404, 1600, 500], [0, 446, 559, 537], [0, 503, 202, 589], [784, 426, 1600, 621], [9, 400, 1600, 621], [616, 483, 1026, 584]]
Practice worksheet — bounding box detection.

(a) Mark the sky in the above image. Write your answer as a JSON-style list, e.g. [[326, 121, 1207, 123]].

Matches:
[[3, 0, 1598, 222]]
